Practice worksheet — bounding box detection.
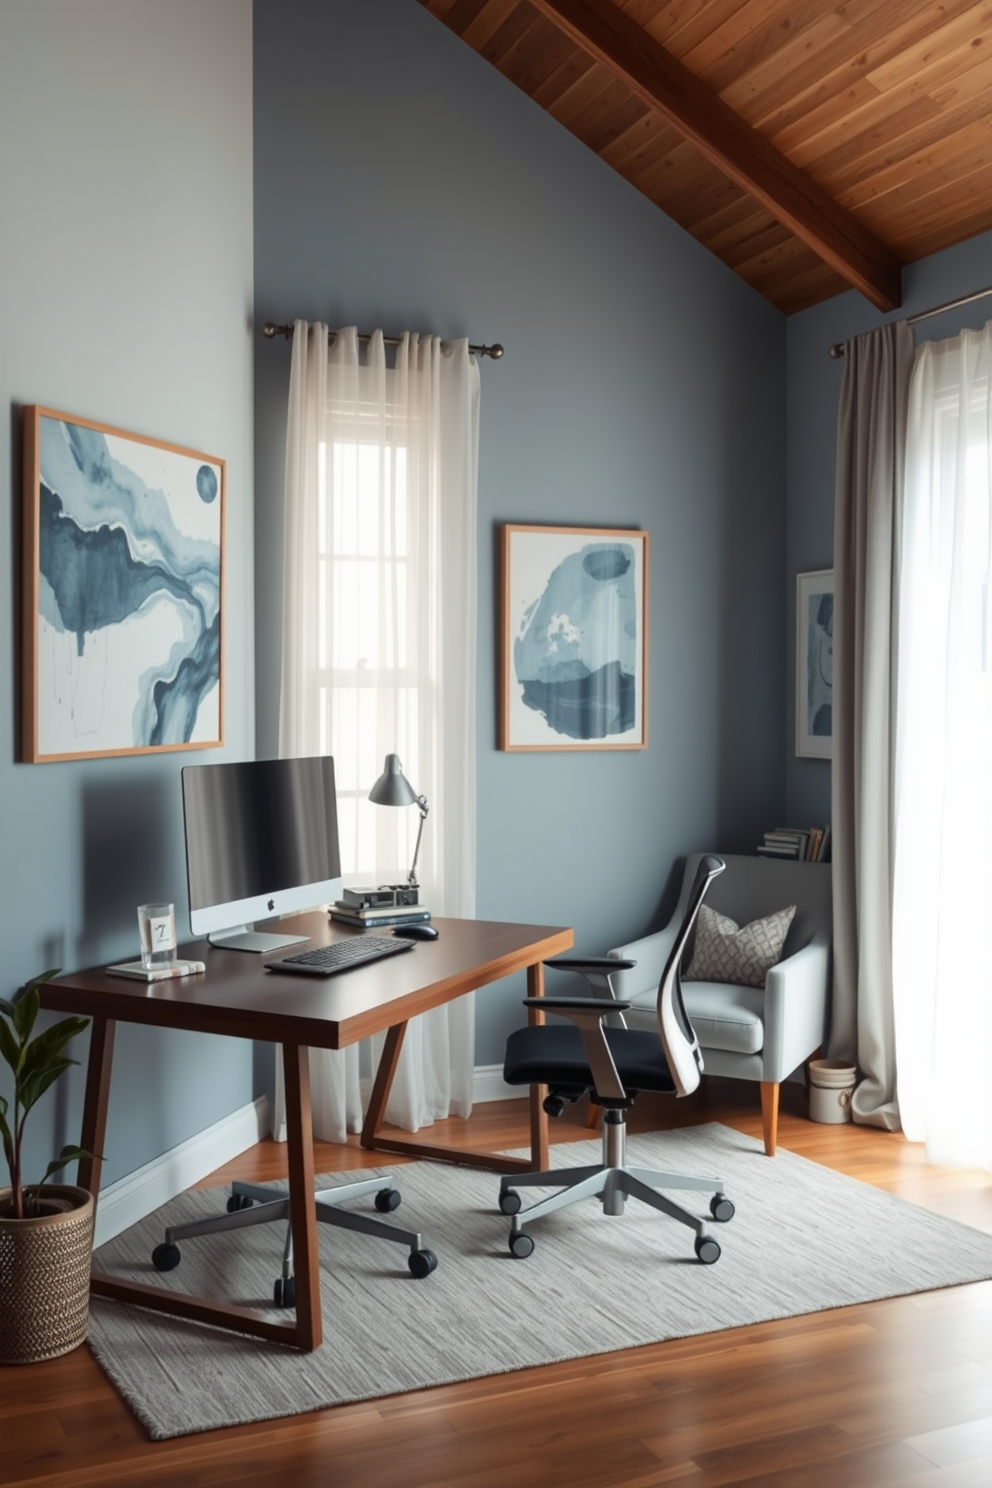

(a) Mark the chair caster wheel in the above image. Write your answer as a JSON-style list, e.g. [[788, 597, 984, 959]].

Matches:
[[408, 1248, 437, 1279], [499, 1189, 521, 1216], [227, 1193, 253, 1213], [375, 1187, 401, 1213], [710, 1195, 735, 1223], [509, 1230, 534, 1259], [273, 1276, 296, 1308], [695, 1234, 721, 1264], [152, 1243, 181, 1272]]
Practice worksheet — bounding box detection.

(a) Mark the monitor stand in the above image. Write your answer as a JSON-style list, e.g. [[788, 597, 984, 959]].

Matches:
[[208, 927, 311, 954]]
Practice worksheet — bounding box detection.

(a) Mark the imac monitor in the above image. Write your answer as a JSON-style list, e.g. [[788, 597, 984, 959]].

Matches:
[[182, 756, 343, 952]]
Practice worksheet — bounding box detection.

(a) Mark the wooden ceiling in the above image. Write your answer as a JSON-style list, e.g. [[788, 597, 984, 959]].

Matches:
[[419, 0, 992, 314]]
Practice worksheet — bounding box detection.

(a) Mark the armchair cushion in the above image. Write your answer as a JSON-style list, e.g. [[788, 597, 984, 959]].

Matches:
[[624, 982, 765, 1055], [685, 902, 796, 989]]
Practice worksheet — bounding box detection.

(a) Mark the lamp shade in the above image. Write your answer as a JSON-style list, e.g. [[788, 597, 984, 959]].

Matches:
[[368, 754, 418, 808]]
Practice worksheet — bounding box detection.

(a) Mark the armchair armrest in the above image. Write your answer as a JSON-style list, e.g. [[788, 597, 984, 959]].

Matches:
[[762, 939, 830, 1082]]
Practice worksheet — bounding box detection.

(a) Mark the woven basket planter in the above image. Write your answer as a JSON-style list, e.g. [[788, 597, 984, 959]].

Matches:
[[0, 1186, 95, 1364]]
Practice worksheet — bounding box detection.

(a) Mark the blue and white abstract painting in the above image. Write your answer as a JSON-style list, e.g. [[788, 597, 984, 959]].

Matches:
[[32, 412, 223, 759], [503, 527, 647, 750]]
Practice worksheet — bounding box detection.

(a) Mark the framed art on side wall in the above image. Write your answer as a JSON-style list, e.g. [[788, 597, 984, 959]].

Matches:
[[21, 406, 225, 763], [500, 524, 649, 751], [796, 568, 833, 759]]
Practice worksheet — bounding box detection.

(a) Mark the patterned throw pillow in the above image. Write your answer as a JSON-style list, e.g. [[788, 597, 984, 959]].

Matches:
[[684, 903, 797, 989]]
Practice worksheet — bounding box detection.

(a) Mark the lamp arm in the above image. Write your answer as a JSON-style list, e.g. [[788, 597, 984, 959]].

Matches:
[[407, 795, 429, 887]]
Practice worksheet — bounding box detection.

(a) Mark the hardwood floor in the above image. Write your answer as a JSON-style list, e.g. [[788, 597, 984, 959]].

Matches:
[[6, 1080, 992, 1488]]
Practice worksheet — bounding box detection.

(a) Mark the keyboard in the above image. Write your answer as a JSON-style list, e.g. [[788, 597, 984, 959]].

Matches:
[[265, 935, 414, 977]]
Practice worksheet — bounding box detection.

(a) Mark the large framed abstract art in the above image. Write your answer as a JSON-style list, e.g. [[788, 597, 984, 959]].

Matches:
[[21, 407, 224, 763], [795, 568, 833, 760], [500, 524, 649, 751]]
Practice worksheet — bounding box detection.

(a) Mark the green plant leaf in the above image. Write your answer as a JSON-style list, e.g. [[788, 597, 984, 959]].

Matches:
[[0, 997, 18, 1018], [11, 986, 40, 1042], [41, 1145, 94, 1184], [20, 1059, 76, 1114], [19, 1017, 90, 1082], [0, 1017, 22, 1074]]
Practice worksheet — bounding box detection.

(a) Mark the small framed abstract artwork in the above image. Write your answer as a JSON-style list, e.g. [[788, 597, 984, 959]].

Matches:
[[796, 568, 833, 759], [500, 524, 649, 751], [21, 406, 225, 763]]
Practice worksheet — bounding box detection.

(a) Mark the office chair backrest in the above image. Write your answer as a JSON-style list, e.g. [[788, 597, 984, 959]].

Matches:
[[657, 854, 725, 1097]]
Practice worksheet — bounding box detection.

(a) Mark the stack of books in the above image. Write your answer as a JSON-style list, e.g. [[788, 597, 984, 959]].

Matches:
[[329, 887, 431, 930], [757, 825, 831, 862]]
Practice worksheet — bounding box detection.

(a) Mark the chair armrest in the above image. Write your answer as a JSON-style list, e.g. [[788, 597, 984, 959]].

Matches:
[[521, 998, 627, 1099], [546, 956, 637, 972], [762, 939, 830, 1082], [523, 996, 632, 1014]]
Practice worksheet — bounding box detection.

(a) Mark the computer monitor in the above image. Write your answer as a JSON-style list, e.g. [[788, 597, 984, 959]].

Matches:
[[182, 755, 343, 952]]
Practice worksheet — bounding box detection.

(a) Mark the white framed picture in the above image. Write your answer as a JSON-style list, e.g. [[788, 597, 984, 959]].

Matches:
[[499, 524, 649, 751], [796, 568, 833, 759]]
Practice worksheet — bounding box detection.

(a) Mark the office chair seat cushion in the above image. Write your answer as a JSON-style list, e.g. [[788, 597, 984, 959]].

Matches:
[[503, 1023, 677, 1095], [684, 903, 796, 989], [624, 983, 765, 1055]]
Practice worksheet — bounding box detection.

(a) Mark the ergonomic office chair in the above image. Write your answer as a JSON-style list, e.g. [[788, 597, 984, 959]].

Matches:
[[151, 1172, 437, 1306], [498, 854, 734, 1264]]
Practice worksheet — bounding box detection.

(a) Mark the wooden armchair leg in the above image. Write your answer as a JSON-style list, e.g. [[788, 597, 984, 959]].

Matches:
[[760, 1081, 779, 1156], [586, 1098, 602, 1129]]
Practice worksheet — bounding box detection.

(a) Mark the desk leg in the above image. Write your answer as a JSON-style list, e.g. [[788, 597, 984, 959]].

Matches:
[[77, 1016, 115, 1215], [282, 1043, 322, 1352], [527, 961, 550, 1172], [360, 975, 551, 1176]]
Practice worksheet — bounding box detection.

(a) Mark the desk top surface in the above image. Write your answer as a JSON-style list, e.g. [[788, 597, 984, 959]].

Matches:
[[40, 914, 573, 1049]]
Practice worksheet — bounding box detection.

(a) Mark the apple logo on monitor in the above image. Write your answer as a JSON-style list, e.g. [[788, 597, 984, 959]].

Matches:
[[268, 899, 275, 911]]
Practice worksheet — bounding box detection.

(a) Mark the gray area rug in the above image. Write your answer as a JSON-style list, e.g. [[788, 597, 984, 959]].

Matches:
[[87, 1123, 992, 1439]]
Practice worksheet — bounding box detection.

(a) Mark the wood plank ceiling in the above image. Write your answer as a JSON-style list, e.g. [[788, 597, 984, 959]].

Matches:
[[419, 0, 992, 314]]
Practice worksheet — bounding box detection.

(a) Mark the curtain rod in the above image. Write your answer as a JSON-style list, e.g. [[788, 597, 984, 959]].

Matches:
[[828, 284, 992, 358], [263, 321, 504, 360]]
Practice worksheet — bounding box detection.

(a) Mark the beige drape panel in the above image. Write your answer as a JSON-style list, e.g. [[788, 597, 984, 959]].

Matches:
[[830, 321, 913, 1129]]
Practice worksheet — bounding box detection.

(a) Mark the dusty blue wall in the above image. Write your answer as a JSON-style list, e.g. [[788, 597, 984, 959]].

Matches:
[[785, 230, 992, 827], [0, 0, 255, 1185], [253, 0, 788, 1065]]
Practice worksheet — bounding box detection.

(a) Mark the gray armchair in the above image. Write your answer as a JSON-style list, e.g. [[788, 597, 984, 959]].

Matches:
[[607, 853, 832, 1155]]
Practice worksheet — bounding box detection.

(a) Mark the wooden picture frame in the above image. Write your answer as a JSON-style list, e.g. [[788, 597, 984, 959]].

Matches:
[[796, 568, 833, 759], [500, 524, 649, 752], [22, 406, 225, 763]]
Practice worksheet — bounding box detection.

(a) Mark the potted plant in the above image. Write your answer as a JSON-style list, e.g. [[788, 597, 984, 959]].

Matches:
[[0, 970, 95, 1365]]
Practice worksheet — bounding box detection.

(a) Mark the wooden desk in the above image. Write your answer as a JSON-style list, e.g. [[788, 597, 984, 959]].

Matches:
[[41, 913, 572, 1352]]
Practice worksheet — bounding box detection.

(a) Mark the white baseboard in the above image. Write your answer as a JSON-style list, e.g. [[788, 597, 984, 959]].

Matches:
[[93, 1097, 271, 1247], [472, 1063, 525, 1104]]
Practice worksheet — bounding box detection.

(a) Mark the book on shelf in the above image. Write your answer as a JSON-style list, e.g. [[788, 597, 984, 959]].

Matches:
[[329, 906, 432, 929], [757, 825, 831, 861]]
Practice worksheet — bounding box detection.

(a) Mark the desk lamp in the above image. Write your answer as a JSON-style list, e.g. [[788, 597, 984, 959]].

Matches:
[[368, 754, 429, 889]]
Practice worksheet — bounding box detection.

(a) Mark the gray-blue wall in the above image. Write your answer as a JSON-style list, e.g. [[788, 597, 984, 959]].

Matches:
[[784, 229, 992, 827], [253, 0, 788, 1066], [0, 0, 255, 1186]]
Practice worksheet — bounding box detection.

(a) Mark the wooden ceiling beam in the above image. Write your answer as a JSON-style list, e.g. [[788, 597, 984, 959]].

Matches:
[[527, 0, 903, 310]]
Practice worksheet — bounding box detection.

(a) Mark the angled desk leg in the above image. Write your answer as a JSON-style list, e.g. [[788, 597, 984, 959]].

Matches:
[[360, 970, 551, 1175], [80, 1020, 318, 1349]]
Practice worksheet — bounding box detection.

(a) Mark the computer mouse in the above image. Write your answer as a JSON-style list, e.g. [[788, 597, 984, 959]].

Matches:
[[393, 923, 439, 940]]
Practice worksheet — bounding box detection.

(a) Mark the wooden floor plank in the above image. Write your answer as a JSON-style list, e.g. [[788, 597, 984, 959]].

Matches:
[[6, 1079, 992, 1488]]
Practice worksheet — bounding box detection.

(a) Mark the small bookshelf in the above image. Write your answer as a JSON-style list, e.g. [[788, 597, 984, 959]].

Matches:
[[757, 825, 830, 862]]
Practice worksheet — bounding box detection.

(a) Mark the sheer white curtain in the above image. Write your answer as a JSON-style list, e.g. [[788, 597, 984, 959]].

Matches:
[[274, 321, 479, 1142], [893, 321, 992, 1167]]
